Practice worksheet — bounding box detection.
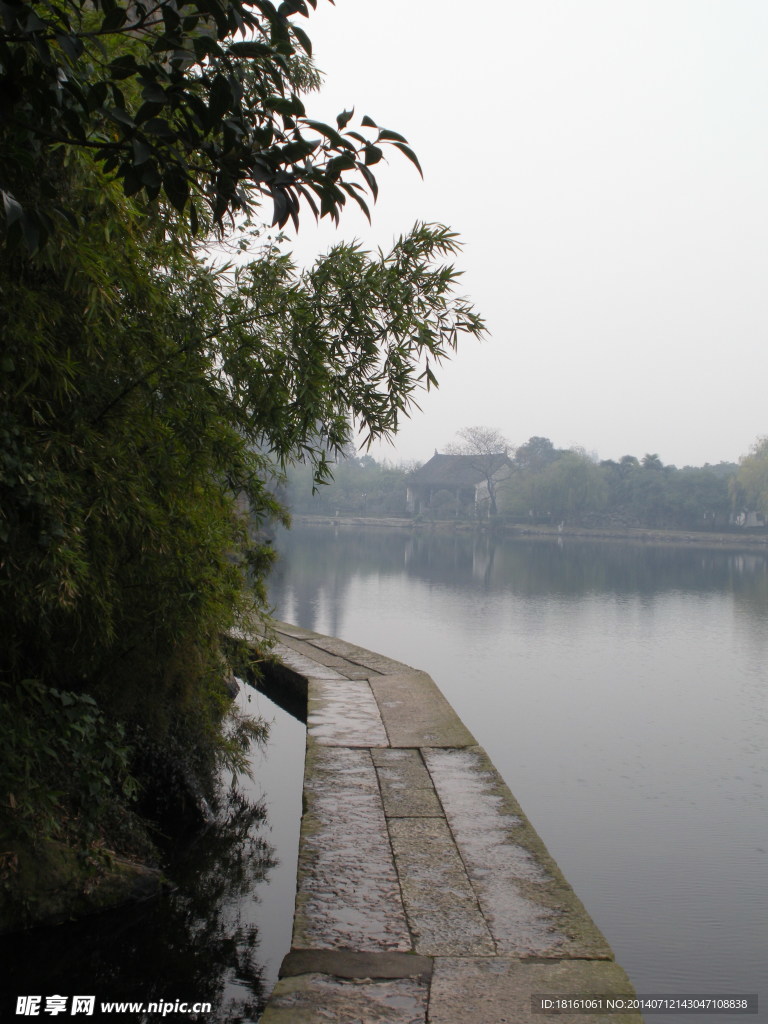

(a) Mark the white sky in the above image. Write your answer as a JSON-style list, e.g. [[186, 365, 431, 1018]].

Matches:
[[283, 0, 768, 468]]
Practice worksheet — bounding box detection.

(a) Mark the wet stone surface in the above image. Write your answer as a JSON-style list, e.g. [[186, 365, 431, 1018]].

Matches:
[[303, 635, 415, 675], [260, 972, 428, 1024], [334, 663, 376, 681], [387, 818, 495, 956], [257, 623, 639, 1023], [428, 957, 643, 1024], [423, 746, 612, 958], [307, 677, 389, 747], [293, 745, 411, 952], [372, 748, 444, 817], [280, 949, 433, 981], [368, 672, 476, 748], [271, 642, 344, 681], [273, 635, 356, 674]]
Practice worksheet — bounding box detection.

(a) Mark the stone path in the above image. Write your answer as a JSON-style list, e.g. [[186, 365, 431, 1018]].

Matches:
[[257, 622, 642, 1024]]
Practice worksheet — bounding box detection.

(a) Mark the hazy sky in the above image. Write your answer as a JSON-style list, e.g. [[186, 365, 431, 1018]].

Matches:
[[283, 0, 768, 468]]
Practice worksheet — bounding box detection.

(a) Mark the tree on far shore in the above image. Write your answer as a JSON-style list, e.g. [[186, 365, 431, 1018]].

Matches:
[[446, 426, 512, 516], [732, 437, 768, 517]]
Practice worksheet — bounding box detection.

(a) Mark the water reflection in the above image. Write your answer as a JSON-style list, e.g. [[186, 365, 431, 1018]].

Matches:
[[269, 524, 767, 1024], [0, 686, 307, 1024], [270, 525, 768, 622]]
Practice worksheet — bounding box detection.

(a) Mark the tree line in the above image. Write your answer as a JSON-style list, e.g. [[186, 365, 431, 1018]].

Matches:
[[284, 433, 768, 532]]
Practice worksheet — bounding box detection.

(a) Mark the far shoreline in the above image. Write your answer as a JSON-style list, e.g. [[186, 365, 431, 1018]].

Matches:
[[288, 513, 768, 553]]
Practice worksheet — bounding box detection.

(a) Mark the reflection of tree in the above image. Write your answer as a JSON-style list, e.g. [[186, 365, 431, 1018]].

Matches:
[[270, 525, 768, 610], [0, 783, 276, 1022], [270, 525, 415, 632], [730, 555, 768, 628]]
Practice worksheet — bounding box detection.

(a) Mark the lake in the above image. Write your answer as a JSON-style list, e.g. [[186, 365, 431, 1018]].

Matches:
[[268, 522, 767, 1023], [0, 686, 305, 1022]]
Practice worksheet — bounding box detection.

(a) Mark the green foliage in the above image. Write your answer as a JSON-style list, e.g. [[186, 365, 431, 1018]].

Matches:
[[0, 679, 137, 846], [514, 436, 559, 473], [304, 431, 743, 531], [0, 2, 485, 870], [0, 0, 421, 249], [287, 429, 749, 532], [536, 451, 608, 519], [733, 437, 768, 517], [285, 454, 410, 516], [213, 222, 483, 463], [495, 437, 736, 529], [1, 182, 482, 849], [1, 156, 277, 708]]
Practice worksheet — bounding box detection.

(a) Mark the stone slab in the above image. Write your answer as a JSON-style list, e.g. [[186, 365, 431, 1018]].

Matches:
[[387, 817, 495, 956], [293, 745, 411, 952], [280, 949, 433, 981], [272, 622, 319, 640], [270, 628, 372, 680], [261, 621, 639, 1024], [273, 634, 359, 673], [274, 634, 376, 678], [307, 677, 389, 747], [428, 957, 642, 1024], [372, 748, 444, 817], [271, 641, 344, 680], [260, 973, 428, 1024], [304, 635, 414, 675], [368, 672, 476, 748], [423, 747, 612, 958], [337, 665, 375, 680]]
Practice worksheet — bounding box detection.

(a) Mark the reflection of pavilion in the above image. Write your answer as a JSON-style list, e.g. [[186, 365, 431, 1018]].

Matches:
[[406, 453, 511, 516]]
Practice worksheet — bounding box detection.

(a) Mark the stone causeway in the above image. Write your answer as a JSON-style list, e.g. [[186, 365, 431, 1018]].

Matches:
[[255, 621, 642, 1023]]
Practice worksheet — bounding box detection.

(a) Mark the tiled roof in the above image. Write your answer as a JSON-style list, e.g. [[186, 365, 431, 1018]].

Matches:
[[408, 453, 509, 487]]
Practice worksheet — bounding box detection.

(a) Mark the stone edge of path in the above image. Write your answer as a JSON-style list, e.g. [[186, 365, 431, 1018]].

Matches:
[[253, 621, 643, 1024]]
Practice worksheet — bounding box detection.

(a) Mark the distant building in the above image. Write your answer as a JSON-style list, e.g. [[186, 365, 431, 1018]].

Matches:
[[406, 452, 511, 516]]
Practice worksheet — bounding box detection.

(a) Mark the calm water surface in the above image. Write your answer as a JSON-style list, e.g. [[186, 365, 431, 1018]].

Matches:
[[0, 686, 305, 1022], [269, 524, 768, 1023]]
